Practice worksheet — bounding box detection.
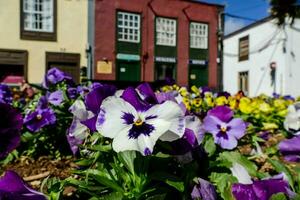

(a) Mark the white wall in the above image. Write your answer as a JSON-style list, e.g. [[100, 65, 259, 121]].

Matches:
[[223, 19, 293, 97], [284, 19, 300, 96]]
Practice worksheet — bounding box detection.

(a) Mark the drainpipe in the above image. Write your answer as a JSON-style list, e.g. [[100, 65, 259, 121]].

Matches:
[[87, 0, 95, 80], [217, 8, 225, 92]]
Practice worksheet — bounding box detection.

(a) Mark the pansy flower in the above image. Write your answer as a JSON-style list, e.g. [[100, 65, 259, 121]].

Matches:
[[67, 100, 94, 154], [96, 92, 185, 155], [82, 84, 116, 132], [42, 67, 73, 88], [0, 170, 46, 200], [284, 102, 300, 133], [24, 108, 56, 132], [203, 106, 246, 149], [48, 90, 64, 106], [0, 103, 23, 159], [231, 163, 290, 200], [278, 134, 300, 162], [170, 115, 204, 155], [0, 84, 13, 104], [191, 178, 217, 200]]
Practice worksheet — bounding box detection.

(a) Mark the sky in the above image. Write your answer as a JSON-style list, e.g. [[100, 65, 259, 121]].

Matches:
[[199, 0, 270, 35]]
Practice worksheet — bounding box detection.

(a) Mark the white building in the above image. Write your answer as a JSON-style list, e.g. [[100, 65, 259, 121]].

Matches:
[[223, 17, 300, 97]]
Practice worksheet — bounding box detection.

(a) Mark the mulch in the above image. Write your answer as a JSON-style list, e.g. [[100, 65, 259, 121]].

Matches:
[[0, 156, 77, 190]]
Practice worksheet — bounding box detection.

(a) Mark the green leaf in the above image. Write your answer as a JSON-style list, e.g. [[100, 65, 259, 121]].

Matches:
[[85, 169, 124, 192], [117, 151, 136, 174], [204, 135, 216, 157], [150, 172, 184, 192], [98, 192, 123, 200], [210, 172, 237, 200], [217, 151, 263, 178], [267, 159, 295, 191], [145, 194, 167, 200], [269, 193, 287, 200], [165, 180, 184, 192]]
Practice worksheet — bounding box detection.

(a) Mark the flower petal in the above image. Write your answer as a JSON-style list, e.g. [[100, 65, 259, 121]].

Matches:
[[96, 96, 137, 138], [227, 118, 246, 139], [0, 170, 46, 200], [145, 101, 185, 141], [215, 134, 237, 150], [121, 87, 151, 111], [203, 116, 223, 135], [207, 106, 233, 122], [112, 126, 139, 153]]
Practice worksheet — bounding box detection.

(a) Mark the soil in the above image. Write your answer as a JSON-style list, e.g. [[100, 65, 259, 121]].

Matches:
[[0, 156, 77, 190]]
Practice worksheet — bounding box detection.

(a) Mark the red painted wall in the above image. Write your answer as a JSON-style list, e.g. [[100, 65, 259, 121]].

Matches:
[[94, 0, 221, 88]]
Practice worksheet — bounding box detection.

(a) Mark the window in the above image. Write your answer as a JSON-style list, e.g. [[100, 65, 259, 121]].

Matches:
[[21, 0, 56, 41], [190, 22, 208, 49], [156, 17, 176, 46], [239, 35, 249, 61], [117, 12, 141, 43], [23, 0, 54, 32], [238, 71, 249, 95]]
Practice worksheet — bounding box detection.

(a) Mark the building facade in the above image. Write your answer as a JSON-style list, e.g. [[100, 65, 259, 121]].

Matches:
[[93, 0, 223, 88], [223, 17, 300, 96], [0, 0, 88, 85]]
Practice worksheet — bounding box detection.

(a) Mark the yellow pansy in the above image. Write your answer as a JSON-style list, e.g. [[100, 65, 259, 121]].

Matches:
[[259, 102, 272, 113], [192, 98, 202, 108], [262, 122, 278, 130], [215, 96, 228, 106], [239, 97, 253, 114], [191, 85, 200, 96]]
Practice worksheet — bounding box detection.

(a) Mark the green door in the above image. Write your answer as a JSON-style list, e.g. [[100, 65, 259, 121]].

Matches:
[[117, 62, 140, 81], [189, 65, 208, 87], [155, 63, 176, 81]]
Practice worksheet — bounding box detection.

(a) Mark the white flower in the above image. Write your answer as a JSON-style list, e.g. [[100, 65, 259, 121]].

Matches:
[[96, 96, 185, 155]]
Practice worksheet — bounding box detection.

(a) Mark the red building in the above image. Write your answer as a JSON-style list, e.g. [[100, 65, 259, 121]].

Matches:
[[93, 0, 224, 88]]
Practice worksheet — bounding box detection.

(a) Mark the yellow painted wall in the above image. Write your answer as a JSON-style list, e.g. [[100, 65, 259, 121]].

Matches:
[[0, 0, 88, 83]]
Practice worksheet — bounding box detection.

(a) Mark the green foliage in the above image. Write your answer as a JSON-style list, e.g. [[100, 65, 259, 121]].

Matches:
[[209, 172, 237, 200]]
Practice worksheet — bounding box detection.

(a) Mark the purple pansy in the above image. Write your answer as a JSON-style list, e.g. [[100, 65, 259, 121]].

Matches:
[[48, 90, 64, 106], [0, 170, 46, 200], [96, 94, 185, 155], [67, 87, 79, 99], [42, 67, 73, 88], [191, 178, 217, 200], [170, 115, 204, 155], [232, 179, 289, 200], [0, 103, 23, 159], [24, 108, 56, 132], [216, 91, 231, 98], [0, 84, 13, 104], [231, 164, 290, 200], [203, 106, 246, 150], [82, 84, 116, 131], [278, 134, 300, 162]]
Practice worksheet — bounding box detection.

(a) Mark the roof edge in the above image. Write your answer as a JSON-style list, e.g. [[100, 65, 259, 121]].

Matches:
[[224, 16, 274, 39], [182, 0, 225, 8]]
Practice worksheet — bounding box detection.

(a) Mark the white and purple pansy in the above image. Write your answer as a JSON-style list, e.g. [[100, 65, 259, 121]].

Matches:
[[203, 106, 246, 150], [96, 88, 185, 156], [67, 100, 95, 154]]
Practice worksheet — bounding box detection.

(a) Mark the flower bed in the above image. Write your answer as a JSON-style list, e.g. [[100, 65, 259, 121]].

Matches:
[[1, 68, 300, 200]]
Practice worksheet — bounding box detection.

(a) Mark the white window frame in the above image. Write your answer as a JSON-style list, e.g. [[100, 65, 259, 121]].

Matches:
[[117, 11, 141, 43], [23, 0, 54, 32], [190, 22, 208, 49], [156, 17, 177, 47]]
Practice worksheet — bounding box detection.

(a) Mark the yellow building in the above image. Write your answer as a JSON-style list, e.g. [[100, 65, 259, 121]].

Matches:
[[0, 0, 88, 84]]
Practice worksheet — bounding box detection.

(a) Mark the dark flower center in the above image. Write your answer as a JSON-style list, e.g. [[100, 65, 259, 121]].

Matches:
[[128, 122, 155, 139]]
